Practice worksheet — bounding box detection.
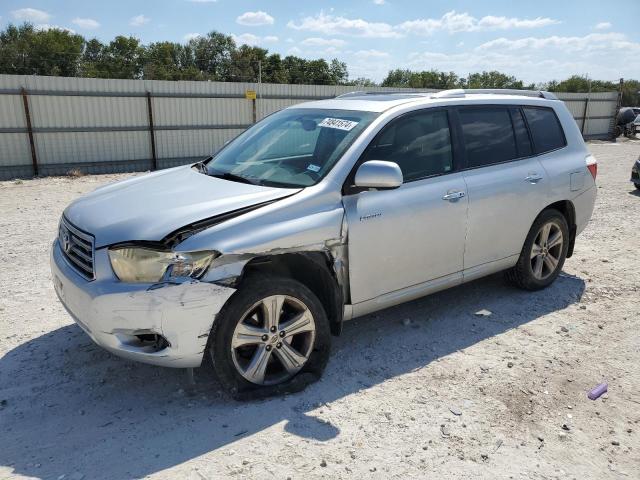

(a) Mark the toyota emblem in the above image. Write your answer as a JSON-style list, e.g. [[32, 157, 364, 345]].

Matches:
[[61, 228, 71, 253]]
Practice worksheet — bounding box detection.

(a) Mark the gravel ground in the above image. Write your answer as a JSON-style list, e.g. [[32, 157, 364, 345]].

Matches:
[[1, 141, 639, 480]]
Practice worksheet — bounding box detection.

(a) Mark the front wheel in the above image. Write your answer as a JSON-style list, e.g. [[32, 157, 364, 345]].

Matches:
[[505, 209, 570, 291], [208, 275, 331, 398]]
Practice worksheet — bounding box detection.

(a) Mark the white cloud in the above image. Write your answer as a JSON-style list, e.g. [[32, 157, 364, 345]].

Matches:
[[71, 17, 100, 29], [476, 32, 639, 53], [301, 37, 347, 47], [129, 14, 150, 27], [354, 49, 389, 59], [595, 22, 612, 30], [287, 12, 401, 38], [288, 10, 558, 39], [398, 11, 559, 36], [373, 0, 385, 4], [401, 31, 640, 84], [236, 11, 274, 26], [232, 33, 278, 46], [11, 8, 51, 23], [186, 0, 217, 2], [476, 15, 559, 30], [184, 32, 201, 41]]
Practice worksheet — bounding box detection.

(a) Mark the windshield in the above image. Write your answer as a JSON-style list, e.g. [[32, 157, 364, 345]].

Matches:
[[205, 108, 378, 188]]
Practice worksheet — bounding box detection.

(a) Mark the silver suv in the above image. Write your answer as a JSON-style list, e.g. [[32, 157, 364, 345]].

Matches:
[[51, 89, 597, 396]]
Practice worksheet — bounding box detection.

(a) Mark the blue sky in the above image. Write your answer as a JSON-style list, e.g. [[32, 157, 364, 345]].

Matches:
[[1, 0, 639, 83]]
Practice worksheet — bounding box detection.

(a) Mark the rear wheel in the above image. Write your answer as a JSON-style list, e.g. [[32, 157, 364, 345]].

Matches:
[[209, 275, 331, 398], [635, 183, 640, 191], [505, 209, 570, 291]]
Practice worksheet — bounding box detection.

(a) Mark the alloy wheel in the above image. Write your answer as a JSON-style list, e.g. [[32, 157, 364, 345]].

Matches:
[[530, 221, 564, 280], [230, 295, 316, 385]]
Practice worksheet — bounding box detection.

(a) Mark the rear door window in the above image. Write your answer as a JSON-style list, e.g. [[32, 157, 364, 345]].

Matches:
[[458, 107, 518, 168], [522, 107, 566, 154]]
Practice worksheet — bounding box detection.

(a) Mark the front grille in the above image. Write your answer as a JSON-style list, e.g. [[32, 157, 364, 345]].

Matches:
[[59, 217, 95, 280]]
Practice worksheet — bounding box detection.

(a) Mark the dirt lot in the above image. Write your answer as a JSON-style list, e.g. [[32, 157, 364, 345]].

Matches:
[[1, 140, 639, 480]]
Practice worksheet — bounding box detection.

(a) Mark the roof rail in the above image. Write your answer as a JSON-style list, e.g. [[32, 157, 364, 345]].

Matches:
[[432, 89, 558, 100], [336, 91, 367, 98], [335, 90, 432, 99]]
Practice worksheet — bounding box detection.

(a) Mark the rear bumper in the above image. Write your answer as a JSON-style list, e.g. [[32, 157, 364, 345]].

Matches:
[[50, 240, 235, 368]]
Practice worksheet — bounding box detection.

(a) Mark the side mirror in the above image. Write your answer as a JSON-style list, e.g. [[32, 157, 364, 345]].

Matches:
[[354, 161, 403, 190]]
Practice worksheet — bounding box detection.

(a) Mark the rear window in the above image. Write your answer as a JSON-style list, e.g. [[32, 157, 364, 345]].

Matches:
[[523, 107, 566, 154], [459, 107, 518, 168]]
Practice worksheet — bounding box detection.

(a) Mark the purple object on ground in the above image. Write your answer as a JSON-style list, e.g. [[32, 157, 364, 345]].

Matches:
[[587, 382, 608, 400]]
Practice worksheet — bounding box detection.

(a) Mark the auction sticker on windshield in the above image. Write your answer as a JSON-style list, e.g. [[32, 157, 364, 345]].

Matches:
[[318, 118, 359, 131]]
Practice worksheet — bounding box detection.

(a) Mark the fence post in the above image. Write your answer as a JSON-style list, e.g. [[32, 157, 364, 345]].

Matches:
[[146, 92, 157, 170], [252, 98, 257, 123], [20, 88, 39, 176], [580, 97, 589, 135], [610, 78, 624, 139]]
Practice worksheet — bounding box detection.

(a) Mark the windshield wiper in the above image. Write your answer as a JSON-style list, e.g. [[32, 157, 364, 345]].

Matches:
[[209, 169, 260, 185]]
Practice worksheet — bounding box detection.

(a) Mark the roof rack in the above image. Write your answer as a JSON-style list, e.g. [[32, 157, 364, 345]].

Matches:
[[432, 89, 558, 100]]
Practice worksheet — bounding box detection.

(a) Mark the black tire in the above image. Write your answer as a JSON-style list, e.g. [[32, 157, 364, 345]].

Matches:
[[505, 209, 570, 291], [635, 183, 640, 191], [208, 274, 331, 399]]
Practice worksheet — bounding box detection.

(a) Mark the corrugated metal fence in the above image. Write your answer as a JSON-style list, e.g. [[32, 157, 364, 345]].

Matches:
[[0, 74, 618, 180]]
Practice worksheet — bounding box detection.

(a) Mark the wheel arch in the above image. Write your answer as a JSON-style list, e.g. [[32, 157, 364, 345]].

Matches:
[[539, 200, 576, 258], [239, 252, 344, 336]]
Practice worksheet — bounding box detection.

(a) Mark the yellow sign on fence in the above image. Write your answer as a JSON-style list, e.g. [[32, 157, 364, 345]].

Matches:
[[245, 90, 257, 100]]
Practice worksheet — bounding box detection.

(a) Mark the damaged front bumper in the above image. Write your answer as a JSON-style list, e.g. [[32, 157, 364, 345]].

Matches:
[[50, 239, 235, 368]]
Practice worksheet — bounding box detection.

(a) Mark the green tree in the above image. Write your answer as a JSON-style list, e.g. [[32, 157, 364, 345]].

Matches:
[[463, 71, 534, 89], [381, 69, 413, 87], [189, 31, 235, 80], [329, 59, 348, 85], [345, 77, 378, 87], [621, 79, 640, 107], [262, 53, 288, 84], [229, 45, 268, 82], [143, 41, 202, 80], [282, 55, 308, 84], [0, 23, 84, 76], [544, 75, 617, 93], [81, 38, 106, 77], [100, 36, 145, 79]]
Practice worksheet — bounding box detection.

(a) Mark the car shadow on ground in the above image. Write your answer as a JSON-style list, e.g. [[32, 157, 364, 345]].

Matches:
[[0, 272, 585, 479]]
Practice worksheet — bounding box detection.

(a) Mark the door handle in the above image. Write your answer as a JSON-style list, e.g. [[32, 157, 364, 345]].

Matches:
[[442, 190, 466, 201], [525, 173, 543, 183]]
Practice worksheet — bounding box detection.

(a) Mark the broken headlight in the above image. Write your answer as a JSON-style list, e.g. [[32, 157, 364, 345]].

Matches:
[[108, 247, 217, 283]]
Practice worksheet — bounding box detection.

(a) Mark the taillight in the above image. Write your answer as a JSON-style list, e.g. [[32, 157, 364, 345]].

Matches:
[[586, 155, 597, 180]]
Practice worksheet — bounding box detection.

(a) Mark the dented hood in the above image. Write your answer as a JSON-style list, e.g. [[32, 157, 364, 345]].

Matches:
[[64, 165, 300, 248]]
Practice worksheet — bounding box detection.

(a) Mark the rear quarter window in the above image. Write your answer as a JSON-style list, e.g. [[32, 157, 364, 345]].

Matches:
[[523, 107, 566, 154]]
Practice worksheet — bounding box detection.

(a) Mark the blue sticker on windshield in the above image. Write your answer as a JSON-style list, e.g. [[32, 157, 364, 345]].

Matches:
[[307, 164, 321, 172]]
